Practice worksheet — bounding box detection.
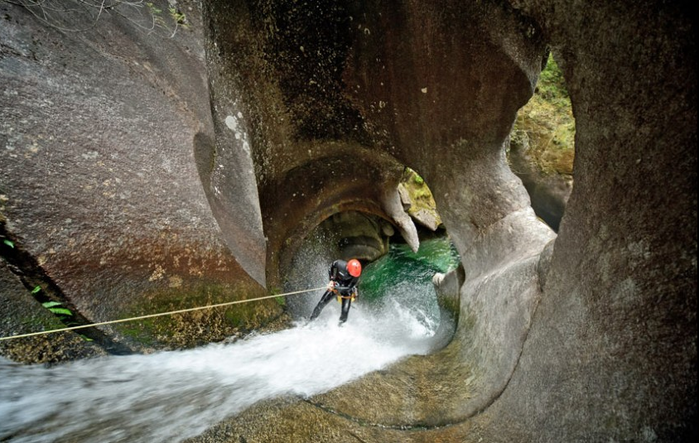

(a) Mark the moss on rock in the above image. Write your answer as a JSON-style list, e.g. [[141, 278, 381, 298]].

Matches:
[[510, 53, 575, 176], [113, 281, 292, 350], [398, 168, 443, 231]]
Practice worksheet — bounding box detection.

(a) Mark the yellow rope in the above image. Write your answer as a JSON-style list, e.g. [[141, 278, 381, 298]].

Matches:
[[0, 286, 326, 342]]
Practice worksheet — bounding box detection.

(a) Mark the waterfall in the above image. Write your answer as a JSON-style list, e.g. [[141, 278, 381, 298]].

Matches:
[[1, 238, 459, 442]]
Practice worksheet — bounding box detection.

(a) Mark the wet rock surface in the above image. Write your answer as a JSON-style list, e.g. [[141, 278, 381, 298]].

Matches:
[[508, 129, 572, 231], [0, 0, 279, 352], [0, 260, 107, 363], [200, 0, 696, 441], [1, 0, 695, 441]]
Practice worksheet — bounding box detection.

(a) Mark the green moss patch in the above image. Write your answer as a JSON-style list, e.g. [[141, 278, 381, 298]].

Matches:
[[113, 281, 289, 350], [400, 167, 442, 226], [511, 53, 575, 176]]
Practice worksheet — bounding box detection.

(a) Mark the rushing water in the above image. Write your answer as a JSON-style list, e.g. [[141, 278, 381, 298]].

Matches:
[[0, 237, 459, 443]]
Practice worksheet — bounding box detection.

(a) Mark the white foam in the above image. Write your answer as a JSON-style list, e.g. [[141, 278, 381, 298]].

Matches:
[[0, 300, 435, 442]]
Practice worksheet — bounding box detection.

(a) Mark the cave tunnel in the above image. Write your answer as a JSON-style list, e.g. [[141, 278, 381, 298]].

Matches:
[[0, 0, 694, 441], [201, 0, 696, 440]]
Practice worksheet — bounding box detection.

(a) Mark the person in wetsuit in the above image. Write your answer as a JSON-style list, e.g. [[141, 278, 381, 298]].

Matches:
[[310, 258, 362, 324]]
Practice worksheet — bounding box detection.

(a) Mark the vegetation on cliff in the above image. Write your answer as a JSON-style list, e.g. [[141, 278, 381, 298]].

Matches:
[[511, 53, 575, 176], [399, 167, 443, 233]]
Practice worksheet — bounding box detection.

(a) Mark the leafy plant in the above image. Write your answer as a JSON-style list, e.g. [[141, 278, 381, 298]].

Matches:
[[169, 6, 186, 25], [146, 2, 162, 15], [42, 301, 74, 317]]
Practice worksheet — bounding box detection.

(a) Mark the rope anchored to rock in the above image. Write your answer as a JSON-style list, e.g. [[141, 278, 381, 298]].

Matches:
[[0, 286, 326, 342]]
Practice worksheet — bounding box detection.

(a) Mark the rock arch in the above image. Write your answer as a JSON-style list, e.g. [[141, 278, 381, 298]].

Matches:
[[0, 0, 694, 441], [198, 0, 696, 441]]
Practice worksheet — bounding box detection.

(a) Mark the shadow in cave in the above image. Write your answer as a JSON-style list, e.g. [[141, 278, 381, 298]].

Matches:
[[281, 170, 462, 353]]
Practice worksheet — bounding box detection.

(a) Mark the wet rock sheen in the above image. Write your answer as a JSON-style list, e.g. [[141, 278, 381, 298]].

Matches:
[[0, 0, 695, 442]]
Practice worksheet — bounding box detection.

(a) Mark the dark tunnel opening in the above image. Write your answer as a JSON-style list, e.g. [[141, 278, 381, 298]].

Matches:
[[277, 167, 461, 352]]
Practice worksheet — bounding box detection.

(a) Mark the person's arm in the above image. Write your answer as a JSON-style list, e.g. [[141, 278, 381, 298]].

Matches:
[[326, 261, 339, 290], [350, 277, 358, 298], [334, 276, 358, 292], [328, 260, 339, 280]]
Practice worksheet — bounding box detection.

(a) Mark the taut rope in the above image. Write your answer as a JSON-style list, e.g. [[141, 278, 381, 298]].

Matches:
[[0, 286, 326, 341]]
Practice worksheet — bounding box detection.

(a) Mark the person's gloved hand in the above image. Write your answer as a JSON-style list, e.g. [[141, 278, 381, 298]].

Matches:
[[327, 280, 336, 291]]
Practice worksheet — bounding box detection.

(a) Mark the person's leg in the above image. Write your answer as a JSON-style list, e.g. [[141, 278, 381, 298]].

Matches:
[[310, 291, 334, 320], [339, 297, 352, 323]]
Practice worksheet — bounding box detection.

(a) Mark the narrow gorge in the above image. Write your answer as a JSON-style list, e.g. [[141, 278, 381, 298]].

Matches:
[[0, 0, 695, 442]]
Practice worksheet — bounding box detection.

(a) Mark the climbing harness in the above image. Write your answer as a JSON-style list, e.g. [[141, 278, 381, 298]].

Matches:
[[336, 294, 356, 303], [0, 286, 326, 342], [335, 288, 357, 303], [326, 284, 357, 303]]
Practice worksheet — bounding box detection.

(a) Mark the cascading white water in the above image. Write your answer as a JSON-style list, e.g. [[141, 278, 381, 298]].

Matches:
[[1, 237, 459, 442], [0, 292, 437, 442]]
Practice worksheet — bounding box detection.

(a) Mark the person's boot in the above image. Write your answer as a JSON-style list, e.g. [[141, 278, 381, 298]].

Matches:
[[310, 305, 321, 321], [338, 309, 349, 325]]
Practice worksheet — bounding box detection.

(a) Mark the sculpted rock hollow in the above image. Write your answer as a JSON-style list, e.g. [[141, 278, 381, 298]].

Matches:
[[0, 0, 695, 441]]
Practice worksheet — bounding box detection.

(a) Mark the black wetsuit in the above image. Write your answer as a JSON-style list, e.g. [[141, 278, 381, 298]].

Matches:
[[310, 259, 359, 323]]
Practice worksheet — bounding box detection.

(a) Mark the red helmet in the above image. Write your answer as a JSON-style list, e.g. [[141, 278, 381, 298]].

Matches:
[[347, 259, 362, 277]]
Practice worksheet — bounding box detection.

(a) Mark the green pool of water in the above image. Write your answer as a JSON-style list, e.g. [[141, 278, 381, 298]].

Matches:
[[358, 236, 460, 326]]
